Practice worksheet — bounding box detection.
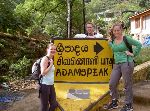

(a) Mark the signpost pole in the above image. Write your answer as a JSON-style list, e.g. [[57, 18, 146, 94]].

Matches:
[[83, 0, 86, 33], [67, 0, 71, 38]]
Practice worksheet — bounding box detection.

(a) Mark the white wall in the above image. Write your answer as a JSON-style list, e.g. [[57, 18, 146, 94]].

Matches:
[[130, 19, 135, 34], [142, 15, 150, 34], [130, 19, 141, 34], [130, 15, 150, 44]]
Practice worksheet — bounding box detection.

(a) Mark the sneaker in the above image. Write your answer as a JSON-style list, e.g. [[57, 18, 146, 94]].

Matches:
[[120, 104, 133, 111], [106, 99, 118, 110]]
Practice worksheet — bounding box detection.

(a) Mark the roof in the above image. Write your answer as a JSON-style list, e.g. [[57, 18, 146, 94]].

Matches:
[[129, 8, 150, 19]]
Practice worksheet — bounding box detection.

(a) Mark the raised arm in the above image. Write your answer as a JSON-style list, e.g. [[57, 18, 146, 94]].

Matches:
[[40, 56, 53, 76]]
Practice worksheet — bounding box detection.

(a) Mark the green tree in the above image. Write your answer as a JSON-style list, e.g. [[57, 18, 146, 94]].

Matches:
[[86, 0, 150, 35], [0, 0, 25, 34], [15, 0, 67, 37], [1, 0, 150, 38]]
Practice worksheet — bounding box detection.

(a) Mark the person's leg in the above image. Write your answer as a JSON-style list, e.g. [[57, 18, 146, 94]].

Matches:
[[40, 84, 50, 111], [120, 62, 134, 111], [109, 64, 122, 100], [49, 85, 58, 111], [107, 64, 122, 110], [121, 62, 134, 104]]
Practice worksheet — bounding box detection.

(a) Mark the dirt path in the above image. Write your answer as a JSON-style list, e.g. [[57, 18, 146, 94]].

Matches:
[[5, 89, 40, 111], [2, 81, 150, 111], [5, 90, 150, 111]]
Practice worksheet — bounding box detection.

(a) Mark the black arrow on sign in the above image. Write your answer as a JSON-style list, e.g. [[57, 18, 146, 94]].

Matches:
[[94, 42, 104, 55]]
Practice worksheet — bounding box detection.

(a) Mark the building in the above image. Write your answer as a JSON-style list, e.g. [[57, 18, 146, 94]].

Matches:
[[129, 9, 150, 44]]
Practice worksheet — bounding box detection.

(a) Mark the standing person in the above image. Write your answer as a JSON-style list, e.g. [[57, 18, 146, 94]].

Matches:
[[74, 22, 103, 38], [107, 23, 142, 111], [40, 43, 57, 111], [85, 22, 103, 38]]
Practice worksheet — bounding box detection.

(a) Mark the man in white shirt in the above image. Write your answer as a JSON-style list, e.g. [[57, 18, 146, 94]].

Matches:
[[74, 22, 103, 38]]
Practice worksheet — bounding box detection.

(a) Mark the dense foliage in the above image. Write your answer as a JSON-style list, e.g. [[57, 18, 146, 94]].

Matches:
[[1, 0, 150, 38], [134, 47, 150, 66], [0, 34, 47, 82], [86, 0, 150, 34]]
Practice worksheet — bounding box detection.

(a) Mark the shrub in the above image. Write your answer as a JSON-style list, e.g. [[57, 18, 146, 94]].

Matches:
[[0, 43, 4, 48], [0, 59, 9, 83], [0, 59, 9, 74], [9, 56, 31, 78], [134, 47, 150, 66]]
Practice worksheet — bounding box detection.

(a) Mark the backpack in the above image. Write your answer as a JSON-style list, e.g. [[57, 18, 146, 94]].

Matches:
[[31, 58, 42, 80], [123, 36, 133, 53], [31, 56, 50, 81]]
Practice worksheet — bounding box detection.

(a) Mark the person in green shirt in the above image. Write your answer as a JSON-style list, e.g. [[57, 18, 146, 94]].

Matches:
[[106, 22, 142, 111]]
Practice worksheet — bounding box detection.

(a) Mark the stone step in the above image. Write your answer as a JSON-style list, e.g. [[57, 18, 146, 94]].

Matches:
[[100, 80, 150, 111], [118, 80, 150, 105], [116, 81, 150, 111], [101, 98, 150, 111], [112, 103, 150, 111], [133, 80, 150, 105]]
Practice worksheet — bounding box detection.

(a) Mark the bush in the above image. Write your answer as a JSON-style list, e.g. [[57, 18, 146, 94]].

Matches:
[[0, 43, 4, 48], [9, 56, 31, 78], [0, 59, 9, 83], [134, 47, 150, 80], [0, 76, 9, 83], [134, 47, 150, 66], [0, 59, 9, 67], [0, 59, 9, 74]]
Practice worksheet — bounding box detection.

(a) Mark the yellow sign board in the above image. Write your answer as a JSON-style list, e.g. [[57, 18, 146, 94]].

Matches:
[[54, 39, 113, 83]]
